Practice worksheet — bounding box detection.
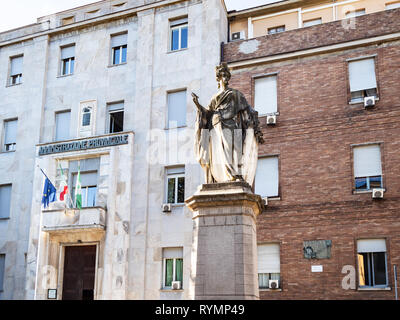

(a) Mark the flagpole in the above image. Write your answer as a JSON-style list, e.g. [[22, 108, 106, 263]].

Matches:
[[37, 165, 54, 185]]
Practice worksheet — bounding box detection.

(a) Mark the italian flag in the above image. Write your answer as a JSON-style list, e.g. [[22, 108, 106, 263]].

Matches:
[[59, 164, 68, 202], [75, 165, 82, 209]]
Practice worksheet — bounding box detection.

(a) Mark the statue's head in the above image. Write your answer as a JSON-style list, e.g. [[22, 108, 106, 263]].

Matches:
[[215, 63, 231, 88]]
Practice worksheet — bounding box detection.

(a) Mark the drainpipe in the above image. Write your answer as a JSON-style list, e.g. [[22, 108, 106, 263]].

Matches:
[[395, 265, 398, 300], [247, 17, 253, 39], [298, 8, 302, 28]]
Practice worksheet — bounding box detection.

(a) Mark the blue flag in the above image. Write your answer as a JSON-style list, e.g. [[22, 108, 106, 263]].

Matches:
[[42, 178, 57, 208]]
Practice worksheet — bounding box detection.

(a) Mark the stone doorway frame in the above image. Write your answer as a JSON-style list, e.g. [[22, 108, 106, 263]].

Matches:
[[57, 241, 100, 300]]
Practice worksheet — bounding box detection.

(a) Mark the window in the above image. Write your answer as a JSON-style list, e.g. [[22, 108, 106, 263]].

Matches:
[[111, 33, 127, 65], [72, 171, 98, 208], [0, 185, 12, 219], [69, 158, 99, 208], [79, 100, 97, 137], [353, 145, 382, 191], [257, 244, 280, 289], [268, 25, 285, 34], [386, 2, 400, 10], [107, 102, 124, 133], [348, 58, 378, 103], [255, 157, 279, 198], [55, 111, 71, 141], [0, 254, 5, 291], [357, 239, 388, 288], [170, 17, 188, 51], [166, 167, 185, 204], [303, 18, 322, 27], [9, 56, 23, 85], [163, 248, 183, 289], [345, 9, 366, 18], [3, 119, 18, 152], [82, 107, 92, 127], [167, 90, 186, 128], [60, 45, 75, 76], [254, 75, 277, 115]]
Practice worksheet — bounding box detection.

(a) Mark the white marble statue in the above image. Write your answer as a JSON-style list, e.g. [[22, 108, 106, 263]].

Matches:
[[192, 63, 264, 185]]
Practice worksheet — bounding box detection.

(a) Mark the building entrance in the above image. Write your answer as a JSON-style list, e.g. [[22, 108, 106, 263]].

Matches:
[[62, 245, 96, 300]]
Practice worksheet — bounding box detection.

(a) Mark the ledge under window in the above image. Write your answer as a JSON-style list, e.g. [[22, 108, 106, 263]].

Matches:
[[108, 62, 127, 68], [259, 288, 282, 292], [6, 83, 22, 88], [57, 73, 73, 79], [0, 150, 16, 154], [357, 286, 391, 291], [160, 289, 184, 293], [167, 48, 188, 54], [349, 97, 380, 105], [258, 112, 280, 117], [353, 188, 385, 194]]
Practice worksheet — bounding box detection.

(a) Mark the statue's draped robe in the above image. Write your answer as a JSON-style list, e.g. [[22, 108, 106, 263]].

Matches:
[[195, 88, 259, 185]]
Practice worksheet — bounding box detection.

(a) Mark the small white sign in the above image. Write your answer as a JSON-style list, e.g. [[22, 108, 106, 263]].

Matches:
[[47, 289, 57, 299], [311, 265, 323, 273]]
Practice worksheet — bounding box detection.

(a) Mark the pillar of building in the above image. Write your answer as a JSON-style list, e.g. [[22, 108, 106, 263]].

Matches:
[[185, 181, 263, 300]]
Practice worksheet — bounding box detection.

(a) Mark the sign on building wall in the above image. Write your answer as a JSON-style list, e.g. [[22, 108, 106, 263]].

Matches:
[[38, 134, 129, 156], [303, 240, 332, 259]]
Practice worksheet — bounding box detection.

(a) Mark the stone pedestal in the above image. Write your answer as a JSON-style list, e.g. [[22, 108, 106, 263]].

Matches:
[[185, 181, 263, 300]]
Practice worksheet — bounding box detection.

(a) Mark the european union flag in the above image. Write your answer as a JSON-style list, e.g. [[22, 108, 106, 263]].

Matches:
[[42, 177, 57, 208]]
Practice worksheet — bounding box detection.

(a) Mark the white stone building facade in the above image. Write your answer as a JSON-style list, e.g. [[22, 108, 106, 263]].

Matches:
[[0, 0, 227, 300]]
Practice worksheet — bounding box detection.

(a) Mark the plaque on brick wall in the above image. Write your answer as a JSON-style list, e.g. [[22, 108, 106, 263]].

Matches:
[[303, 240, 331, 259]]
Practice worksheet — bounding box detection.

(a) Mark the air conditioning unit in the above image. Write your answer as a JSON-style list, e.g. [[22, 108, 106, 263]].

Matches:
[[269, 280, 279, 289], [231, 30, 245, 41], [364, 96, 375, 108], [266, 115, 277, 125], [171, 281, 181, 290], [162, 203, 172, 213], [372, 188, 384, 199], [262, 197, 268, 206]]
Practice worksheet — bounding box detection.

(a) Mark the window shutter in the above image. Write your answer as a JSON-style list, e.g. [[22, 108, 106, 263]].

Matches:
[[55, 111, 71, 141], [167, 167, 185, 175], [74, 172, 98, 187], [257, 244, 280, 274], [353, 145, 382, 178], [303, 18, 322, 27], [168, 91, 187, 127], [10, 56, 23, 76], [255, 157, 279, 197], [4, 120, 17, 145], [254, 76, 277, 115], [348, 58, 377, 92], [0, 185, 12, 219], [357, 239, 386, 253], [170, 17, 188, 27], [163, 247, 183, 259], [111, 33, 127, 47], [70, 158, 100, 173], [108, 102, 124, 112], [61, 45, 75, 60]]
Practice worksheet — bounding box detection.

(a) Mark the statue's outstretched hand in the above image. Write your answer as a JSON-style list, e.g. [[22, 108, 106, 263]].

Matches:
[[191, 92, 199, 105]]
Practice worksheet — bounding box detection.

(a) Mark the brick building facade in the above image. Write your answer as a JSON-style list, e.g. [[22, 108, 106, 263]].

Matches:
[[224, 6, 400, 299]]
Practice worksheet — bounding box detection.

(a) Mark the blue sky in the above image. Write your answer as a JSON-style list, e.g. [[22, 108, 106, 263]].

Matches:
[[0, 0, 279, 32]]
